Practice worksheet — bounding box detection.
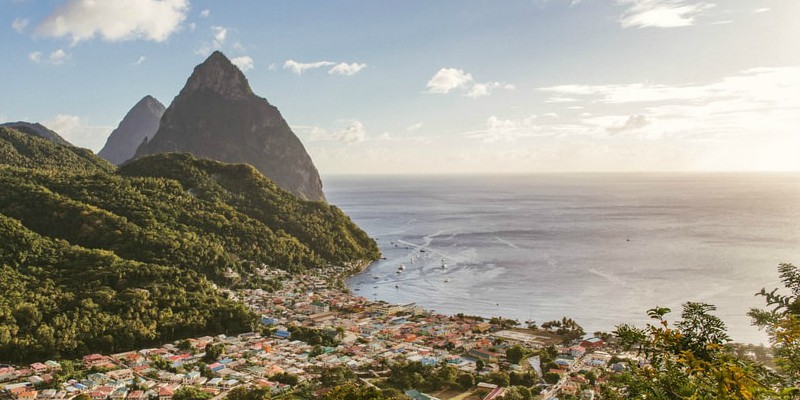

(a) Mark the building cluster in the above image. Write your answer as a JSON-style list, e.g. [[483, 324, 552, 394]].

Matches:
[[1, 269, 635, 400]]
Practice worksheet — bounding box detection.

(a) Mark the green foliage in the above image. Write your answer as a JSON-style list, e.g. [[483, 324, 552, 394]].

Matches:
[[387, 361, 470, 392], [0, 140, 378, 363], [750, 263, 800, 388], [288, 326, 339, 347], [318, 365, 356, 388], [173, 386, 213, 400], [541, 317, 585, 344], [225, 386, 271, 400], [606, 302, 777, 399], [203, 343, 224, 363], [0, 127, 114, 174], [319, 383, 403, 400], [506, 344, 529, 365], [270, 372, 299, 386]]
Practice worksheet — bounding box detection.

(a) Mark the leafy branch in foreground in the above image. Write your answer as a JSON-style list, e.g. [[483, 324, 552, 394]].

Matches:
[[750, 263, 800, 393], [605, 302, 777, 399]]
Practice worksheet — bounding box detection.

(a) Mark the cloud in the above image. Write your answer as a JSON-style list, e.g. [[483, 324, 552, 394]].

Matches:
[[406, 122, 424, 132], [133, 55, 146, 66], [468, 82, 516, 98], [617, 0, 715, 28], [44, 114, 113, 151], [12, 18, 29, 33], [49, 49, 68, 65], [28, 51, 42, 63], [284, 59, 367, 76], [36, 0, 189, 44], [294, 120, 367, 144], [231, 56, 254, 71], [199, 9, 210, 18], [606, 114, 650, 134], [328, 62, 367, 76], [334, 120, 366, 144], [28, 49, 69, 65], [284, 59, 335, 74], [426, 67, 514, 98], [426, 68, 473, 94], [196, 26, 228, 55]]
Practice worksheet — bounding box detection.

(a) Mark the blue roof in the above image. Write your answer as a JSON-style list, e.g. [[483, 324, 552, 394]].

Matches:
[[274, 330, 291, 338]]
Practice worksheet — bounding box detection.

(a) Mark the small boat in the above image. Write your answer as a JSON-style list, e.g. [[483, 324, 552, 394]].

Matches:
[[441, 258, 447, 269], [397, 264, 406, 271], [420, 249, 426, 253], [373, 276, 380, 280], [444, 279, 449, 283], [395, 284, 399, 288]]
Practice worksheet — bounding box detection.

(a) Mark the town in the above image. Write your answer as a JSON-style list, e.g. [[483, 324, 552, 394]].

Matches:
[[1, 266, 637, 400]]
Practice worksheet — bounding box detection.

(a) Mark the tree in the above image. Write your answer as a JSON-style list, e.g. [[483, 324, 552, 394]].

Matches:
[[173, 387, 212, 400], [203, 343, 223, 363], [475, 359, 485, 371], [506, 344, 528, 365], [750, 263, 800, 389], [606, 303, 776, 399], [457, 373, 475, 390]]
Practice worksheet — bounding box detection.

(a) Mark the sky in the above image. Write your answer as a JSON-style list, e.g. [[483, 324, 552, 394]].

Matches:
[[1, 0, 798, 175]]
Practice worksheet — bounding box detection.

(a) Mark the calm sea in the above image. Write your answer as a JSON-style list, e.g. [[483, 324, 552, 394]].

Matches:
[[325, 173, 800, 344]]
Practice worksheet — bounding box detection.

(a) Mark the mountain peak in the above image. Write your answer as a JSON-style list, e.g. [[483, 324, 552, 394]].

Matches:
[[98, 96, 165, 165], [134, 52, 326, 202], [183, 51, 254, 100]]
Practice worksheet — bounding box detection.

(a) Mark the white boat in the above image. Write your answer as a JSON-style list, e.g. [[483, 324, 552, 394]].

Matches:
[[441, 258, 447, 269]]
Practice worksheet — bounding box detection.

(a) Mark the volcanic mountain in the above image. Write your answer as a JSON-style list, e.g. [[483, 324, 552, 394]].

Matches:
[[98, 95, 165, 165], [133, 51, 325, 201]]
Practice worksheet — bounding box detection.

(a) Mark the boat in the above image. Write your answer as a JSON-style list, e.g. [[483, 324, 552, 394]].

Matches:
[[395, 284, 399, 288], [397, 264, 406, 271], [441, 258, 447, 269], [444, 279, 450, 283]]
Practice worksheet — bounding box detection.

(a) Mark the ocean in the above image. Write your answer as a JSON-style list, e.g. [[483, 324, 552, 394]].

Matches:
[[325, 173, 800, 344]]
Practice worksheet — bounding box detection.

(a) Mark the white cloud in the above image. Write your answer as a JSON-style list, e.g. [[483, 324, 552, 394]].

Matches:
[[199, 9, 210, 18], [28, 49, 69, 65], [468, 82, 516, 98], [44, 114, 113, 151], [28, 51, 42, 63], [212, 26, 227, 42], [328, 62, 367, 76], [133, 56, 146, 65], [426, 68, 473, 94], [49, 49, 68, 65], [334, 120, 366, 144], [294, 120, 367, 144], [12, 18, 29, 33], [284, 59, 367, 76], [617, 0, 715, 28], [406, 122, 424, 132], [427, 67, 514, 98], [196, 26, 228, 55], [36, 0, 189, 44], [606, 114, 650, 134], [284, 59, 335, 74], [231, 56, 254, 72]]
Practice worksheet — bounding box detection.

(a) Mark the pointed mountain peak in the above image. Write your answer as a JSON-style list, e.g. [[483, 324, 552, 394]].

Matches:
[[133, 95, 166, 113], [182, 51, 254, 99]]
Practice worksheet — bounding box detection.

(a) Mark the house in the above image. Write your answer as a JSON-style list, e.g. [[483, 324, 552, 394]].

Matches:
[[158, 387, 173, 400], [44, 362, 61, 372], [126, 391, 145, 400], [17, 391, 37, 400], [110, 388, 128, 400], [89, 391, 108, 400], [310, 301, 329, 314], [404, 389, 442, 400], [30, 363, 49, 374], [580, 337, 605, 350], [106, 369, 133, 381], [83, 354, 106, 368]]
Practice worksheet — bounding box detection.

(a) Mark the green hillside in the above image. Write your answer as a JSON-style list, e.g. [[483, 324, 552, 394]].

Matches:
[[0, 128, 379, 362]]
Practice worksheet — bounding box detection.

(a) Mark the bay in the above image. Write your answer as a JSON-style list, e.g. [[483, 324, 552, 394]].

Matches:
[[325, 173, 800, 343]]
